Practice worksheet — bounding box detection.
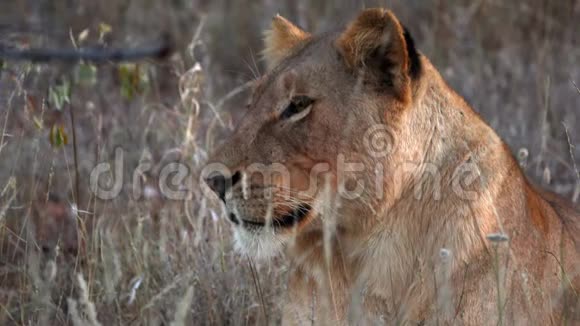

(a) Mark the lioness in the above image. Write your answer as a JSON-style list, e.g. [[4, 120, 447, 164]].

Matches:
[[205, 8, 579, 325]]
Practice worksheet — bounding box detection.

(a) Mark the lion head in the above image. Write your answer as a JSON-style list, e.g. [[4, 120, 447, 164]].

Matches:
[[205, 9, 426, 259], [202, 8, 580, 325]]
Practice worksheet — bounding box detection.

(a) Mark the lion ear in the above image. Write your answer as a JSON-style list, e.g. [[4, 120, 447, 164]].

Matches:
[[262, 14, 310, 70], [337, 9, 415, 102]]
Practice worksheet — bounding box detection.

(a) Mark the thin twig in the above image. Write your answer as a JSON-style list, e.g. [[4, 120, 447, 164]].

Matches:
[[247, 257, 269, 325], [562, 122, 580, 203], [69, 100, 80, 207], [571, 79, 580, 95], [215, 81, 252, 111], [562, 123, 580, 181], [0, 40, 172, 63]]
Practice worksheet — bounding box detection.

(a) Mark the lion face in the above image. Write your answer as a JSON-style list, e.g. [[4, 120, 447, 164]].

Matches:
[[205, 11, 419, 259]]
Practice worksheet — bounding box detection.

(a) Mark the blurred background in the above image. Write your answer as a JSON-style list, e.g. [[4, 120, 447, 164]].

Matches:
[[0, 0, 578, 325]]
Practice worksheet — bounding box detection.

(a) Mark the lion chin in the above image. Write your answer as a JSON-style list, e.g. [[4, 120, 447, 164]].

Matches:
[[232, 227, 287, 261]]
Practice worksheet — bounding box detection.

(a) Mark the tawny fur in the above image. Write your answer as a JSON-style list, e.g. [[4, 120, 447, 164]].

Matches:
[[208, 8, 580, 325], [262, 14, 310, 70], [337, 8, 411, 103]]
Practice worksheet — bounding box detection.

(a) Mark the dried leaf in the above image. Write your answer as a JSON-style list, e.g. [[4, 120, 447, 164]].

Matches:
[[33, 116, 43, 130], [78, 29, 90, 43], [118, 64, 148, 99], [48, 80, 71, 110], [98, 22, 112, 42], [76, 64, 97, 86], [49, 124, 68, 148]]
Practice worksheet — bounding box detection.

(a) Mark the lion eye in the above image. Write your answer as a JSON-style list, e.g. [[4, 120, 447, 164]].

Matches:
[[281, 96, 314, 121]]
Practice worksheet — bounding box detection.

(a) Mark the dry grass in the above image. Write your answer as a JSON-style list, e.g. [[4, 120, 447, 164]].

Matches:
[[0, 0, 578, 325]]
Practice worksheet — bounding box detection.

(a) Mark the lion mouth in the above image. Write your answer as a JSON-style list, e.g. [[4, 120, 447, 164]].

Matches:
[[228, 204, 312, 228]]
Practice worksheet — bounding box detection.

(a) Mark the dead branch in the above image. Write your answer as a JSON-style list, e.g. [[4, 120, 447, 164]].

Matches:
[[0, 39, 172, 64]]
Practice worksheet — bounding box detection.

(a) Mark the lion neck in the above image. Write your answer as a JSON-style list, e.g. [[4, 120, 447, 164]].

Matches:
[[287, 57, 529, 321]]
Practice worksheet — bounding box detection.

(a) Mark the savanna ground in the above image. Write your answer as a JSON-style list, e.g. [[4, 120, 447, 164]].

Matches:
[[0, 1, 578, 325]]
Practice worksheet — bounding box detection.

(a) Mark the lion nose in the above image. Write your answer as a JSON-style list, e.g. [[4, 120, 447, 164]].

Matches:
[[205, 173, 227, 200], [205, 171, 241, 201]]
